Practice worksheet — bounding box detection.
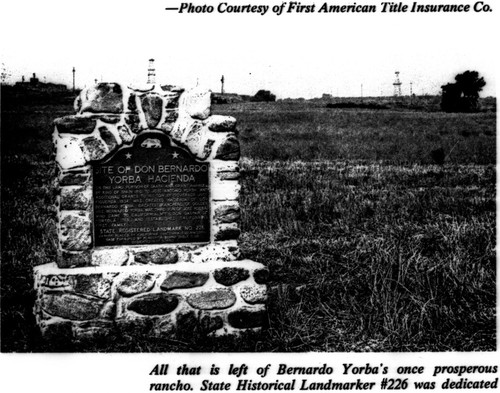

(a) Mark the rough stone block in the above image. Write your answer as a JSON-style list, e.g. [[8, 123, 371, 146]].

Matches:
[[217, 171, 240, 180], [240, 284, 267, 304], [69, 273, 114, 299], [253, 268, 270, 284], [206, 115, 237, 132], [80, 134, 109, 162], [228, 308, 267, 329], [127, 93, 138, 112], [215, 135, 240, 160], [213, 267, 249, 286], [80, 83, 124, 114], [57, 250, 91, 268], [117, 273, 156, 296], [98, 126, 119, 153], [187, 288, 236, 310], [60, 186, 91, 210], [172, 118, 203, 145], [189, 133, 215, 161], [164, 108, 179, 122], [163, 92, 181, 108], [59, 168, 91, 186], [214, 203, 241, 223], [184, 121, 204, 145], [127, 293, 179, 316], [91, 248, 129, 266], [100, 115, 122, 124], [54, 134, 86, 170], [159, 111, 178, 133], [117, 124, 135, 143], [54, 116, 97, 134], [160, 272, 209, 290], [201, 139, 215, 160], [134, 247, 179, 264], [59, 211, 92, 251], [180, 88, 211, 120], [125, 114, 141, 133], [200, 315, 224, 333], [42, 293, 104, 320], [141, 94, 163, 128], [214, 224, 241, 241]]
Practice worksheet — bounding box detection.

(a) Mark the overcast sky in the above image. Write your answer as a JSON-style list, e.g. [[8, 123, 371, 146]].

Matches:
[[1, 0, 497, 98]]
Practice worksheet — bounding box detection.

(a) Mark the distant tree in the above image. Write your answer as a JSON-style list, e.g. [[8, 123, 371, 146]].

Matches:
[[252, 90, 276, 102], [1, 62, 11, 85], [441, 71, 486, 112]]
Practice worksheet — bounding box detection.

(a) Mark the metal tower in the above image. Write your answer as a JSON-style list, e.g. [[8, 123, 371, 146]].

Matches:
[[147, 59, 156, 84], [393, 71, 402, 96]]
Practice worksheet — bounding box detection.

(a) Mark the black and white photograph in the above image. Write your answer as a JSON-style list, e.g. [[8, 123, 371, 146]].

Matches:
[[1, 0, 498, 391]]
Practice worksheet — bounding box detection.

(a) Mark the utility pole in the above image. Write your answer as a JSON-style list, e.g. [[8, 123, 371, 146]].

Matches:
[[221, 75, 225, 95], [72, 67, 76, 92]]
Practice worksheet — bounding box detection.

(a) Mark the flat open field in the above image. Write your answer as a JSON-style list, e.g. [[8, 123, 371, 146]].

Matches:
[[1, 95, 496, 352]]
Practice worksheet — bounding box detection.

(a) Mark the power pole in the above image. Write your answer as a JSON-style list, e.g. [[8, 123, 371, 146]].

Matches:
[[72, 67, 76, 92], [221, 75, 225, 95]]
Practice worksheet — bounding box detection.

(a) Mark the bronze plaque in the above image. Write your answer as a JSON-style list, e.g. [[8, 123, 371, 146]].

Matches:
[[93, 133, 210, 246]]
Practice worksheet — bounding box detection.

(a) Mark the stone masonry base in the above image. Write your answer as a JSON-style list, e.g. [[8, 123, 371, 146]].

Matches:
[[34, 260, 268, 341]]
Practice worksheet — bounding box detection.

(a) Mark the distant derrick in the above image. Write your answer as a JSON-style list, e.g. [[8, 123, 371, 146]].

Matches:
[[393, 71, 402, 97]]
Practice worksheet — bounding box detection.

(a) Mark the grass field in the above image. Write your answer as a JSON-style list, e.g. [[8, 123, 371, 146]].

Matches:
[[0, 94, 496, 352]]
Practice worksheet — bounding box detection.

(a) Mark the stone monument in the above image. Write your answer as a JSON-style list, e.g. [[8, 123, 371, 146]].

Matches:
[[33, 83, 268, 341]]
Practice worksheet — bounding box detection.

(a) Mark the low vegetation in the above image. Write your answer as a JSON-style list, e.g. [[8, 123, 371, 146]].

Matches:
[[1, 94, 495, 352]]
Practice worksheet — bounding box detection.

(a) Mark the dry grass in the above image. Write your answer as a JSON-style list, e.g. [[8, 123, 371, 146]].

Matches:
[[239, 159, 495, 351]]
